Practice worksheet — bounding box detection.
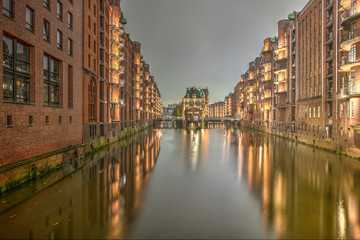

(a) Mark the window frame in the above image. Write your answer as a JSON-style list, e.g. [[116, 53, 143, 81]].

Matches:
[[3, 0, 13, 18], [43, 19, 50, 41], [57, 1, 63, 20], [26, 6, 34, 32], [43, 54, 60, 106], [57, 30, 63, 49], [68, 38, 73, 55], [43, 0, 50, 10], [2, 34, 31, 103], [68, 12, 73, 29]]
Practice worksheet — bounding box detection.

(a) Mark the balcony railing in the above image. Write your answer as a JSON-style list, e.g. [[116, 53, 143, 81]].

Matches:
[[341, 9, 360, 28], [326, 32, 333, 42], [341, 54, 358, 67], [341, 29, 360, 44], [326, 0, 333, 9]]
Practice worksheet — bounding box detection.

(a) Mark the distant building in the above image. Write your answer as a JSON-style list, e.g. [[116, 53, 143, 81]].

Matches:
[[209, 102, 225, 118], [182, 87, 209, 121], [162, 103, 179, 117]]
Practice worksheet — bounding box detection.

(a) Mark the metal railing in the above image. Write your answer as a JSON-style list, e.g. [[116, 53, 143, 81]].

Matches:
[[341, 29, 360, 43]]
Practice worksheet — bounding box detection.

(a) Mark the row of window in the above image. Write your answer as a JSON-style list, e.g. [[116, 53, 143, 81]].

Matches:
[[303, 102, 355, 119], [6, 115, 72, 128], [3, 34, 73, 107], [3, 0, 73, 30], [43, 20, 73, 55]]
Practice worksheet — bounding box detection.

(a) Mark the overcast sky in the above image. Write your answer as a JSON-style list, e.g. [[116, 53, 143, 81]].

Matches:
[[121, 0, 309, 105]]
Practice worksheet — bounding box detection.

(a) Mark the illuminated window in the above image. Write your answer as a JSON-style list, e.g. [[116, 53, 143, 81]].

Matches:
[[43, 55, 59, 106], [3, 35, 30, 103]]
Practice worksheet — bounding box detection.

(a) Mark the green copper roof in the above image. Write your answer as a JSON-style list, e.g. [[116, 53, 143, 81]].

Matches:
[[252, 63, 255, 67], [200, 90, 205, 96], [288, 13, 295, 20], [133, 41, 139, 45], [122, 18, 127, 24], [270, 37, 276, 43], [260, 53, 264, 57], [141, 55, 144, 59]]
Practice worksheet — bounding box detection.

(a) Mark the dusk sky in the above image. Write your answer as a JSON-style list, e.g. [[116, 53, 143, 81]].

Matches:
[[121, 0, 309, 105]]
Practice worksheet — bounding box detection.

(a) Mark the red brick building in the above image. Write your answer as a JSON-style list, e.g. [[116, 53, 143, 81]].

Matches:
[[0, 0, 83, 166]]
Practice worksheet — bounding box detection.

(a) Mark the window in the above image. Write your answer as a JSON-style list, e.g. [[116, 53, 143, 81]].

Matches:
[[26, 6, 34, 31], [88, 35, 90, 48], [7, 115, 12, 127], [59, 116, 62, 125], [309, 107, 312, 118], [43, 55, 60, 106], [43, 19, 50, 41], [57, 1, 62, 20], [68, 65, 73, 108], [3, 0, 13, 18], [340, 104, 344, 118], [69, 116, 72, 124], [68, 38, 72, 55], [350, 101, 355, 118], [318, 106, 320, 118], [350, 45, 356, 63], [313, 107, 315, 119], [93, 23, 96, 34], [43, 0, 49, 9], [94, 5, 96, 16], [88, 15, 90, 28], [94, 40, 96, 53], [89, 79, 96, 122], [29, 116, 33, 126], [93, 59, 96, 71], [57, 30, 62, 49], [88, 54, 90, 68], [3, 35, 30, 103], [68, 12, 73, 29], [69, 0, 73, 4], [45, 116, 49, 125]]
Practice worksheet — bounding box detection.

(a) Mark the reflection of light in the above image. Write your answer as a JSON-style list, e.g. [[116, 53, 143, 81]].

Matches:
[[337, 195, 347, 239], [259, 146, 263, 173], [348, 195, 360, 238]]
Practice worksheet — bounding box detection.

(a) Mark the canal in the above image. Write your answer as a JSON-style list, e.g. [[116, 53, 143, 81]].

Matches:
[[1, 127, 360, 239]]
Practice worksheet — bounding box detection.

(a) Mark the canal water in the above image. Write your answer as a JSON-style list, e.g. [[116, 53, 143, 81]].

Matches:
[[1, 127, 360, 239]]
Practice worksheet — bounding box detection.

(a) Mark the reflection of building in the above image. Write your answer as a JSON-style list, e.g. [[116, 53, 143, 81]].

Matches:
[[0, 129, 162, 239], [182, 87, 209, 121]]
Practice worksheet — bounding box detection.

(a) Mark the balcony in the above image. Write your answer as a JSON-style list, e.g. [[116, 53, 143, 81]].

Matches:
[[340, 55, 360, 71], [110, 23, 125, 35], [339, 87, 350, 99], [110, 52, 125, 62], [274, 55, 287, 63], [326, 15, 333, 28], [340, 29, 360, 51], [111, 65, 125, 73], [326, 0, 333, 10], [111, 39, 125, 49], [274, 88, 287, 94], [274, 61, 287, 74], [111, 79, 125, 87], [273, 44, 287, 54], [325, 50, 333, 62], [326, 32, 333, 44], [341, 9, 360, 30]]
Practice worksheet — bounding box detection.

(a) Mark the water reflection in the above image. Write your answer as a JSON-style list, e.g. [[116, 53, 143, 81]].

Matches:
[[0, 129, 161, 239], [231, 128, 360, 239]]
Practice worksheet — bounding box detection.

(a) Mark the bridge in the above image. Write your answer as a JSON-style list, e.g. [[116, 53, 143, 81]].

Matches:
[[155, 116, 239, 129]]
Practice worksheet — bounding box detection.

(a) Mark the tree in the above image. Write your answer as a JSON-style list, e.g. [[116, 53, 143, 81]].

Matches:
[[172, 105, 182, 117]]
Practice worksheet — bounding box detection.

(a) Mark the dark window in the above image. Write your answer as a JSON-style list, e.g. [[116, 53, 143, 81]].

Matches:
[[43, 55, 59, 106], [29, 116, 33, 126], [88, 15, 90, 28], [57, 30, 62, 49], [69, 116, 72, 124], [26, 6, 34, 31], [94, 40, 96, 53], [88, 54, 90, 68], [68, 65, 73, 108], [89, 79, 96, 122], [45, 116, 49, 125], [43, 19, 50, 41], [57, 1, 62, 20], [43, 0, 49, 9], [6, 115, 12, 126], [93, 5, 96, 16], [68, 38, 72, 55], [93, 23, 96, 34], [3, 0, 13, 18], [59, 116, 62, 124], [2, 35, 30, 103], [68, 12, 72, 29], [69, 0, 73, 4], [93, 59, 96, 71], [88, 35, 90, 48]]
